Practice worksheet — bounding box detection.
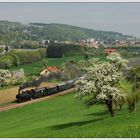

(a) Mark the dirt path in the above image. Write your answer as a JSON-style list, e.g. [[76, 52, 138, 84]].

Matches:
[[0, 88, 75, 112], [0, 82, 57, 105]]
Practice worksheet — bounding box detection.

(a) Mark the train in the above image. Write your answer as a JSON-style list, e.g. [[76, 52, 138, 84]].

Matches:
[[16, 80, 75, 103]]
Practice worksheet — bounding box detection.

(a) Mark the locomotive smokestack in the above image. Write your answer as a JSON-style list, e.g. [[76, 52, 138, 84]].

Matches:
[[18, 75, 46, 93]]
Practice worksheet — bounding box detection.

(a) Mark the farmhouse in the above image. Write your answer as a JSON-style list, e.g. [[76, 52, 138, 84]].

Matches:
[[40, 66, 60, 75]]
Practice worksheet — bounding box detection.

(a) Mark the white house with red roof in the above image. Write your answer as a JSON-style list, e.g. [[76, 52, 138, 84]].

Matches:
[[40, 66, 60, 75]]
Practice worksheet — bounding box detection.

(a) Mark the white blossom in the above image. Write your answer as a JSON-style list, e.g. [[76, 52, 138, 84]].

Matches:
[[76, 54, 127, 105], [0, 68, 25, 87]]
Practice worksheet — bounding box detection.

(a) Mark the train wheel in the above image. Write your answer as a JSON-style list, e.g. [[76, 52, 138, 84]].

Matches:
[[17, 98, 22, 103]]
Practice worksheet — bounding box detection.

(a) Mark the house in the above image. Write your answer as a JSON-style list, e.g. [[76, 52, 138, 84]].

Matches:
[[115, 40, 128, 47], [104, 48, 116, 55], [80, 38, 100, 48], [87, 39, 99, 48], [40, 66, 60, 75]]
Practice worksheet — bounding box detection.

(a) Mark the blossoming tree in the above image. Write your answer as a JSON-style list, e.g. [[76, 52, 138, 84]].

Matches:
[[0, 68, 25, 87], [75, 52, 127, 117]]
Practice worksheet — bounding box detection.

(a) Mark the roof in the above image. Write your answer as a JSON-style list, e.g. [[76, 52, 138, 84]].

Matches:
[[104, 49, 116, 53], [47, 66, 59, 72], [104, 49, 116, 51], [40, 66, 59, 74]]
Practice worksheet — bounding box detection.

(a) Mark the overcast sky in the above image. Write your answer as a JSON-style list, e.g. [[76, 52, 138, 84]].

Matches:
[[0, 3, 140, 37]]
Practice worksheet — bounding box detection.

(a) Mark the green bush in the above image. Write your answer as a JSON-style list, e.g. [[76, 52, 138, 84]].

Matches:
[[0, 58, 12, 68], [38, 48, 46, 58], [0, 47, 4, 53], [11, 54, 20, 66]]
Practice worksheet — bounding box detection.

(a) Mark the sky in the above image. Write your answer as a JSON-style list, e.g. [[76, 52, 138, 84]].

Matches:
[[0, 3, 140, 37]]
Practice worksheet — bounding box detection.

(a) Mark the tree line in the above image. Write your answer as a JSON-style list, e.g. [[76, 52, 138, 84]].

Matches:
[[46, 43, 84, 58], [0, 49, 46, 69]]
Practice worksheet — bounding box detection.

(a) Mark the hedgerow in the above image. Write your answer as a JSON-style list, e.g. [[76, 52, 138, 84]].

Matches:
[[0, 49, 46, 69]]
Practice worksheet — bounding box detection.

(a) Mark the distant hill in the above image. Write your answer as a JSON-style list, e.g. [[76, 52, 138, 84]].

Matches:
[[0, 20, 29, 44], [0, 20, 133, 44], [29, 23, 131, 41]]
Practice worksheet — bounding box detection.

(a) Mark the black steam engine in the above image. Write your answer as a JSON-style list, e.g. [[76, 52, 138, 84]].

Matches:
[[16, 80, 75, 103]]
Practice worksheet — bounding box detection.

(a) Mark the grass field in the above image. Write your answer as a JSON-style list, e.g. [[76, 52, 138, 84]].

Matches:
[[0, 91, 140, 138], [8, 55, 85, 76]]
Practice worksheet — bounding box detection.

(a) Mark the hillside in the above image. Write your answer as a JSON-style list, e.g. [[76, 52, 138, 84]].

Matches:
[[0, 20, 132, 44], [0, 92, 140, 138], [29, 23, 130, 41], [0, 20, 30, 44]]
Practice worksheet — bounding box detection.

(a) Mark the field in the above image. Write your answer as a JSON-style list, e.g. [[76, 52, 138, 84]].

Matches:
[[0, 92, 140, 138], [8, 55, 85, 76], [1, 54, 140, 138]]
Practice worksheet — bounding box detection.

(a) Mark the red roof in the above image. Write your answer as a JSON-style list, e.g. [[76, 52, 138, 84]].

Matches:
[[104, 49, 116, 54], [40, 66, 59, 74], [47, 66, 59, 72]]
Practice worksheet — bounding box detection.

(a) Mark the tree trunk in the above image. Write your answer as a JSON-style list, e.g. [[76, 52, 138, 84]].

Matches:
[[131, 75, 137, 113], [106, 100, 114, 117], [131, 97, 136, 113], [119, 104, 122, 110]]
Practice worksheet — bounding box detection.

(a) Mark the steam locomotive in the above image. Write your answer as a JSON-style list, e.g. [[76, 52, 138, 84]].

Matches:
[[16, 80, 75, 103]]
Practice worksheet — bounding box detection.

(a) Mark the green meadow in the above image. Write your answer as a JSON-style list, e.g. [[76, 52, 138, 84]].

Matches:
[[0, 92, 140, 138], [8, 55, 106, 76], [8, 55, 85, 76]]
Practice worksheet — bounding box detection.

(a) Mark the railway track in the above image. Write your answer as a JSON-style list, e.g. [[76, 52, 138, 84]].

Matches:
[[0, 88, 75, 112], [127, 57, 140, 67]]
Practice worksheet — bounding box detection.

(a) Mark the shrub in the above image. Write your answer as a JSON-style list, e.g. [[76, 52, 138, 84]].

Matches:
[[0, 58, 12, 68], [0, 68, 25, 87], [11, 68, 25, 85], [0, 69, 12, 87]]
